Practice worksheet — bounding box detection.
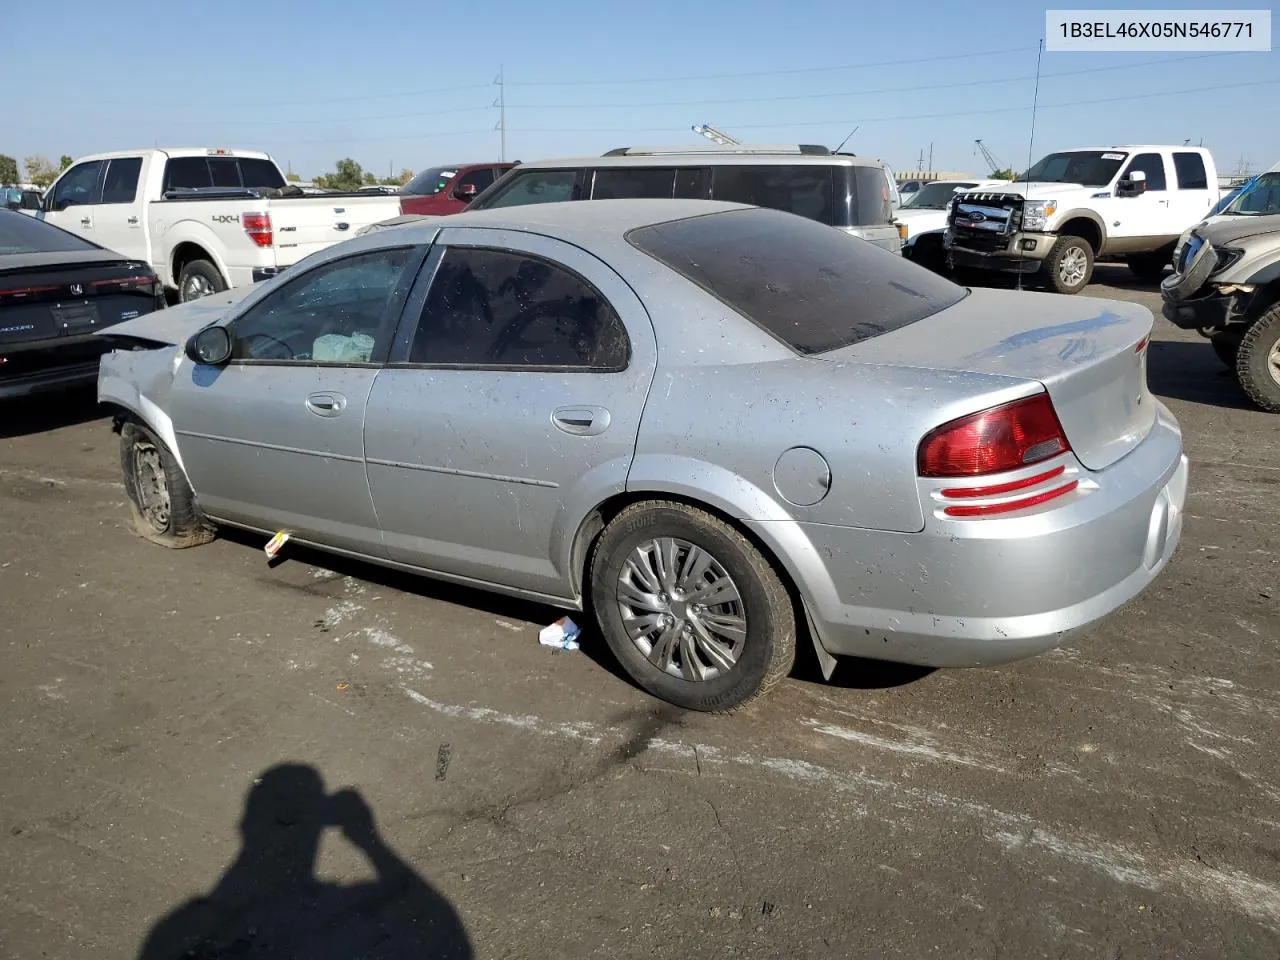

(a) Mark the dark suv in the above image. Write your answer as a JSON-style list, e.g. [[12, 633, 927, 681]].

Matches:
[[466, 145, 902, 253]]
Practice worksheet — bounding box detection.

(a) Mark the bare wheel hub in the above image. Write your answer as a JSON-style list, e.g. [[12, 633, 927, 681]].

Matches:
[[132, 440, 170, 532]]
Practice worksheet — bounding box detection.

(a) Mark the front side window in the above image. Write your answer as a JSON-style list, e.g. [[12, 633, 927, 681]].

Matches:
[[628, 207, 965, 355], [52, 161, 104, 207], [711, 165, 834, 225], [101, 157, 143, 204], [456, 168, 496, 193], [591, 168, 676, 200], [471, 170, 581, 210], [231, 248, 416, 363], [1122, 153, 1167, 191], [409, 247, 629, 369]]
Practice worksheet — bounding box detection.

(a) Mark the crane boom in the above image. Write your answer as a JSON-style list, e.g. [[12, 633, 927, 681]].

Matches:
[[974, 139, 1003, 174]]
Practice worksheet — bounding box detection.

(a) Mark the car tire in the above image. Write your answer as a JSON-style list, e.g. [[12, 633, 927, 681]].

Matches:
[[589, 501, 796, 713], [1044, 235, 1094, 294], [178, 259, 227, 303], [119, 420, 215, 548], [1236, 305, 1280, 413], [1126, 252, 1168, 282], [1210, 330, 1242, 369]]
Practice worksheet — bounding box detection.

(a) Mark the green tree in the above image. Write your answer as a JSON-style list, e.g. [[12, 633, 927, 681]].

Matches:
[[990, 168, 1017, 181], [59, 155, 73, 171], [314, 158, 367, 192], [24, 155, 59, 188], [0, 154, 19, 184], [380, 168, 413, 186]]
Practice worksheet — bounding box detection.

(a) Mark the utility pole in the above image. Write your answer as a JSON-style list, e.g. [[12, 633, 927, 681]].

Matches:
[[493, 66, 506, 162], [927, 142, 933, 171]]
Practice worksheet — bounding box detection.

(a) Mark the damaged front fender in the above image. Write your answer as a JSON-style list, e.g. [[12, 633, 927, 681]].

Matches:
[[98, 344, 188, 475]]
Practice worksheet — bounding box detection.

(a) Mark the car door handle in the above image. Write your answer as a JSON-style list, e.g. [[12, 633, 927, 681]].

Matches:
[[305, 392, 347, 417], [127, 216, 139, 224], [80, 217, 91, 226], [552, 405, 611, 437]]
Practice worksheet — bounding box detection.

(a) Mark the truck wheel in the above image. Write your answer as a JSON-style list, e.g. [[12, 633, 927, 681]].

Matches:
[[1044, 235, 1094, 294], [178, 259, 227, 303], [1127, 252, 1169, 282], [589, 500, 796, 713], [120, 420, 216, 548], [1211, 330, 1242, 369], [1236, 305, 1280, 413]]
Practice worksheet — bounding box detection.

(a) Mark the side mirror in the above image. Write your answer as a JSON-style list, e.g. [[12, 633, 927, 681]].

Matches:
[[185, 325, 233, 366], [452, 182, 478, 202]]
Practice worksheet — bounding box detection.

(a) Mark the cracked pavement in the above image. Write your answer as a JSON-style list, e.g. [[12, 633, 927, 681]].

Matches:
[[1, 266, 1278, 958]]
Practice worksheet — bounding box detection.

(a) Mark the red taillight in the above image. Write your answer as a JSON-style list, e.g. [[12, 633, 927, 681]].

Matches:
[[243, 212, 273, 247], [918, 394, 1070, 478], [1134, 335, 1150, 353], [90, 275, 156, 289], [0, 284, 58, 298]]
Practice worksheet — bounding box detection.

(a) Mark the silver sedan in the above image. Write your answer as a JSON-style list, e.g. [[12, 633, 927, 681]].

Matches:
[[99, 199, 1188, 712]]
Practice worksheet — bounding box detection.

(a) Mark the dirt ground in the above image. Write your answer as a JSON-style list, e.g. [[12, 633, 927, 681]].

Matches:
[[1, 264, 1277, 959]]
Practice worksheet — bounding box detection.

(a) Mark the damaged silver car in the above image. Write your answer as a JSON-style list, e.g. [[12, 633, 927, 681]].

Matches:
[[1161, 204, 1280, 412], [98, 199, 1187, 712]]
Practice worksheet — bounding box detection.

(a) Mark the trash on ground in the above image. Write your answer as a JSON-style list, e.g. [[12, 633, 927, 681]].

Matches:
[[264, 530, 291, 559], [539, 616, 581, 650]]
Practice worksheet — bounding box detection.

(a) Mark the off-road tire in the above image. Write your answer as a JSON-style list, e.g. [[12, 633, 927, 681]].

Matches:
[[1043, 235, 1094, 294], [178, 259, 227, 303], [119, 420, 215, 547], [589, 501, 796, 713], [1236, 305, 1280, 413]]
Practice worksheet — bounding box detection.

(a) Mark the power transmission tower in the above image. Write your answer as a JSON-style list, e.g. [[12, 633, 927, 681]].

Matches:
[[493, 66, 506, 162]]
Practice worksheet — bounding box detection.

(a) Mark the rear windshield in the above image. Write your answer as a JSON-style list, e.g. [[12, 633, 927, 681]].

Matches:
[[403, 167, 459, 196], [163, 156, 285, 192], [0, 210, 99, 254], [627, 207, 965, 355]]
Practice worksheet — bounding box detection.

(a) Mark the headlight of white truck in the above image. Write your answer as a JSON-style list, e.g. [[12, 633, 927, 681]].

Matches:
[[1021, 200, 1058, 231]]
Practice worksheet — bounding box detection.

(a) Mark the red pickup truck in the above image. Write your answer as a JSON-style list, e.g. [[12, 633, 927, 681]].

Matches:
[[399, 162, 515, 216]]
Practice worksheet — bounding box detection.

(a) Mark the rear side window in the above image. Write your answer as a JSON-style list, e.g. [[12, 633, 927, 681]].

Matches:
[[628, 207, 965, 355], [473, 170, 581, 209], [1172, 152, 1209, 190], [1123, 153, 1167, 191], [591, 168, 676, 200], [711, 165, 833, 225], [844, 165, 895, 226], [101, 157, 142, 204]]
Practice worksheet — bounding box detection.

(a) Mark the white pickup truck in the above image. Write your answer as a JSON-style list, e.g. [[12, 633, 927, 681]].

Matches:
[[945, 145, 1221, 294], [39, 148, 401, 302]]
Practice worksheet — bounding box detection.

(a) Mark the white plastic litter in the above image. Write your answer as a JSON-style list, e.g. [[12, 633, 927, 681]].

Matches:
[[539, 617, 581, 651], [312, 332, 375, 363]]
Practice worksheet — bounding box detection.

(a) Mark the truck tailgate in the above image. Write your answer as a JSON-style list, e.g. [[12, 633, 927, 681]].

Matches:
[[270, 196, 403, 264]]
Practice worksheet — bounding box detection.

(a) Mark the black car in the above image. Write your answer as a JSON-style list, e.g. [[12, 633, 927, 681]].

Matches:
[[0, 210, 163, 400]]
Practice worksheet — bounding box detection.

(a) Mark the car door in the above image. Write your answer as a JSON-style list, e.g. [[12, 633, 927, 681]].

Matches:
[[167, 241, 430, 556], [1168, 151, 1216, 230], [43, 159, 104, 238], [93, 156, 147, 259], [1106, 151, 1177, 243], [364, 227, 658, 601]]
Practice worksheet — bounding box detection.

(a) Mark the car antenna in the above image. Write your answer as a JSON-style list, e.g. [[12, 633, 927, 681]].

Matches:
[[832, 125, 859, 154], [1014, 38, 1045, 293]]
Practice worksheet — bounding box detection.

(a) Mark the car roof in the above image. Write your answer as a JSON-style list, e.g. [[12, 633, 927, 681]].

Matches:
[[69, 147, 274, 163], [506, 152, 887, 170], [375, 198, 752, 245]]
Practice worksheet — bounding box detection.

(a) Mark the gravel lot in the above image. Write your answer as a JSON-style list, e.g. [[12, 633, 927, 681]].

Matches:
[[1, 265, 1277, 959]]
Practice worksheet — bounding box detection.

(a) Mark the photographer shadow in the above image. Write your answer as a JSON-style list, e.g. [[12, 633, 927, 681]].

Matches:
[[137, 763, 472, 959]]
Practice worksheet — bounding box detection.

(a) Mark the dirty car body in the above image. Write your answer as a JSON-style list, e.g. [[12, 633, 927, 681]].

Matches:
[[98, 199, 1187, 710]]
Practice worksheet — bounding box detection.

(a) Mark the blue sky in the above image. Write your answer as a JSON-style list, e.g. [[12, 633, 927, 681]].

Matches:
[[4, 0, 1277, 179]]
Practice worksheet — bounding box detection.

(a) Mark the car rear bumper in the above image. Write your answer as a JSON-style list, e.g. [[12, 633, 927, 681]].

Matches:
[[757, 403, 1187, 668], [0, 359, 101, 400]]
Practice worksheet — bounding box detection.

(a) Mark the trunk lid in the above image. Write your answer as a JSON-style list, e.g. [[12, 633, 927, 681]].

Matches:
[[0, 260, 160, 348], [271, 195, 404, 265], [830, 287, 1156, 471]]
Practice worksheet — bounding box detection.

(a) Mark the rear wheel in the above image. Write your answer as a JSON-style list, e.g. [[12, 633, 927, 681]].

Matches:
[[120, 421, 215, 547], [1236, 305, 1280, 413], [589, 501, 796, 712], [1044, 235, 1094, 294], [178, 259, 227, 303]]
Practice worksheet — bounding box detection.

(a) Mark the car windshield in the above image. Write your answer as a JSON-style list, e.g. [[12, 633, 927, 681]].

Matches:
[[1023, 151, 1127, 186], [403, 167, 458, 196], [628, 207, 966, 355], [901, 182, 978, 209], [0, 209, 100, 254], [1223, 173, 1280, 216]]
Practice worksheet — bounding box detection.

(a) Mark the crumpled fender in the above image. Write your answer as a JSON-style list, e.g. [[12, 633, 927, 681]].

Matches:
[[97, 344, 188, 475]]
